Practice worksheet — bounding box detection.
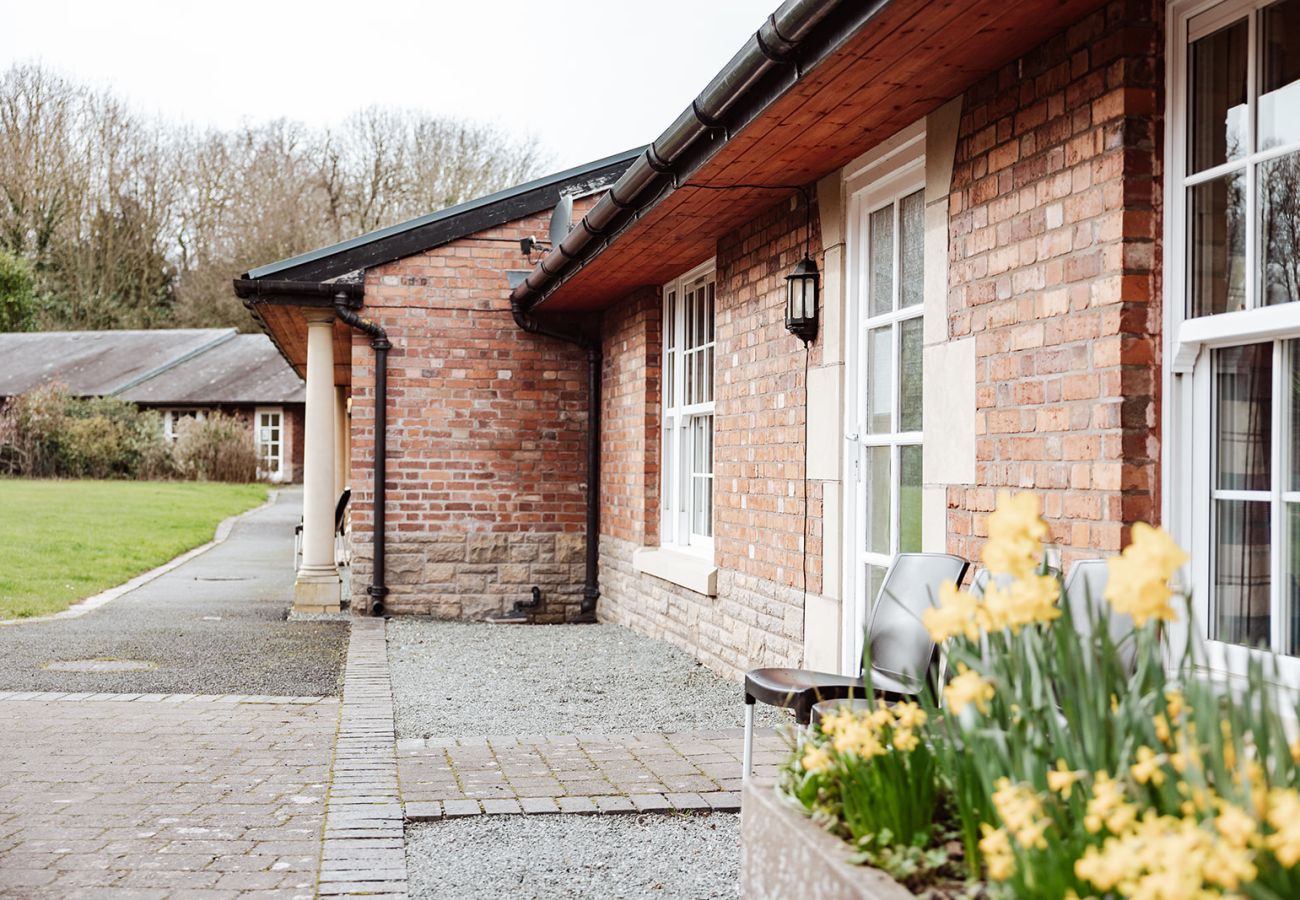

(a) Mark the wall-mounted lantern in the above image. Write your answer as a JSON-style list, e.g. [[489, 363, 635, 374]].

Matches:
[[784, 255, 819, 344]]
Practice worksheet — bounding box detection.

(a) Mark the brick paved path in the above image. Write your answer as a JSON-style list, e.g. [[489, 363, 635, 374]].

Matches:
[[397, 729, 786, 820], [0, 693, 337, 898]]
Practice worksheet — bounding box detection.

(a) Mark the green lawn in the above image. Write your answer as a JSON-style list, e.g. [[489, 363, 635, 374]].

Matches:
[[0, 480, 269, 620]]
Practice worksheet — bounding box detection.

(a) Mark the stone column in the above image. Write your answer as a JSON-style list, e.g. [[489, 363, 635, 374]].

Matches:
[[295, 312, 342, 612], [335, 386, 350, 496]]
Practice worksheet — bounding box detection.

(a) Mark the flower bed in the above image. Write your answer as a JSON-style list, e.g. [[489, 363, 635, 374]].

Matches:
[[777, 492, 1300, 898]]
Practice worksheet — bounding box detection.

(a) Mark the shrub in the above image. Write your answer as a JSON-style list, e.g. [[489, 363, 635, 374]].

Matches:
[[782, 492, 1300, 898], [0, 383, 172, 478], [172, 412, 258, 483]]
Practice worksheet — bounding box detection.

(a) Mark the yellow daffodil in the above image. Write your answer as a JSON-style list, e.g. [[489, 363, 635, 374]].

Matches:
[[982, 491, 1048, 578], [801, 744, 832, 774], [1048, 759, 1080, 797], [944, 665, 995, 716], [1085, 772, 1137, 835], [979, 823, 1015, 881], [1214, 802, 1256, 850], [1266, 788, 1300, 866], [921, 581, 981, 643], [993, 778, 1050, 849], [1105, 523, 1188, 627], [1130, 746, 1166, 787]]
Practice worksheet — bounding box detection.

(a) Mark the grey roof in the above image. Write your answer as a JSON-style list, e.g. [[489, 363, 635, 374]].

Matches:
[[0, 329, 304, 405], [120, 334, 305, 405], [0, 329, 233, 398]]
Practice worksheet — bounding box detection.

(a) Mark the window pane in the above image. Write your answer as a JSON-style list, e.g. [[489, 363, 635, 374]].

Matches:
[[665, 291, 676, 350], [1260, 151, 1300, 306], [690, 415, 713, 538], [1215, 343, 1273, 492], [1260, 0, 1300, 151], [899, 317, 923, 432], [899, 190, 925, 309], [869, 204, 894, 316], [866, 446, 891, 555], [867, 326, 892, 434], [1190, 17, 1248, 172], [899, 444, 923, 553], [1293, 342, 1300, 491], [1214, 499, 1272, 648], [661, 424, 674, 542], [1289, 503, 1300, 655], [1190, 172, 1247, 316]]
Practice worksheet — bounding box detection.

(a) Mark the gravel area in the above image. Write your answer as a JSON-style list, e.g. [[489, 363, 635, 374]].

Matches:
[[388, 618, 787, 738], [407, 812, 740, 899], [0, 488, 347, 696]]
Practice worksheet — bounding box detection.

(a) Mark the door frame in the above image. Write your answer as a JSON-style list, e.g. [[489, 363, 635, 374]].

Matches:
[[840, 123, 927, 674]]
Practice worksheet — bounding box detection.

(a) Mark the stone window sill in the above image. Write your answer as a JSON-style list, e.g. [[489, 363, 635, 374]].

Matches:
[[632, 547, 718, 597]]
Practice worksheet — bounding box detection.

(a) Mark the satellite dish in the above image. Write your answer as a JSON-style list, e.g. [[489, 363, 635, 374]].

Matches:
[[549, 194, 574, 247]]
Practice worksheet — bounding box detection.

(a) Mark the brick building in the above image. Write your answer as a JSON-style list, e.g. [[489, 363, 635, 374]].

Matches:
[[239, 0, 1300, 682]]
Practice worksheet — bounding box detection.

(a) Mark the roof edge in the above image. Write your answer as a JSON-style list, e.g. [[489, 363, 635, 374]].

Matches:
[[244, 146, 646, 282], [511, 0, 893, 311]]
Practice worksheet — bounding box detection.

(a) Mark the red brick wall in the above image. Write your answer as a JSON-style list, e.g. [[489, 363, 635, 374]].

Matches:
[[348, 208, 593, 620], [946, 0, 1163, 566], [596, 194, 820, 676], [599, 287, 661, 546], [715, 197, 823, 596]]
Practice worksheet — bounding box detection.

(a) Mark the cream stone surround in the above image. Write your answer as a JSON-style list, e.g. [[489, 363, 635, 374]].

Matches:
[[802, 98, 975, 672]]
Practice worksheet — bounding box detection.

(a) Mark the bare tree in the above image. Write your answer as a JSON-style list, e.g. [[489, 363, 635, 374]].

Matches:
[[0, 63, 550, 332]]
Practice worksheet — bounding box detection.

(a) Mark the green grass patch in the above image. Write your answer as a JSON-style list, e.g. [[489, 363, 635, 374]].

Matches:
[[0, 479, 269, 620]]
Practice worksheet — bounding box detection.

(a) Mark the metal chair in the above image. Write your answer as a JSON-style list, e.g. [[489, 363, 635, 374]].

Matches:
[[293, 489, 351, 569], [1063, 559, 1135, 672], [741, 552, 969, 777]]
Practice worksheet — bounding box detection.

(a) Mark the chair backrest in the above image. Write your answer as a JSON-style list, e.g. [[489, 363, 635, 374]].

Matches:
[[864, 552, 970, 686], [334, 489, 352, 533], [1063, 559, 1136, 672]]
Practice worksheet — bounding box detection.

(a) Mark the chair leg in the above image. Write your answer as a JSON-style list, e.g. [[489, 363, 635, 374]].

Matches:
[[742, 702, 754, 781]]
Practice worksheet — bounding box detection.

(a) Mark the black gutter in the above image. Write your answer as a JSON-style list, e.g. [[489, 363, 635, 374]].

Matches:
[[332, 294, 391, 617], [509, 0, 891, 311], [510, 297, 601, 623]]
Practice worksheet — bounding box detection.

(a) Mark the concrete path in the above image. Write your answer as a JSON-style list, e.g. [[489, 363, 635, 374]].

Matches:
[[0, 489, 350, 898], [0, 487, 347, 697]]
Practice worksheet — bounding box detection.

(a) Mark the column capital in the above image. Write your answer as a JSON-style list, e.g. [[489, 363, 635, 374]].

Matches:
[[305, 310, 336, 326]]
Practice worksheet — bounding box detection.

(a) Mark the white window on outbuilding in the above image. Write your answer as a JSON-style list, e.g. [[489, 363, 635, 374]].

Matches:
[[256, 406, 286, 483], [1166, 0, 1300, 674], [162, 408, 206, 443], [661, 260, 716, 556]]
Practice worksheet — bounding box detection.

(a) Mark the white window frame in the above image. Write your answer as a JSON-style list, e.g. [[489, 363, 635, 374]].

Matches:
[[1165, 0, 1300, 681], [162, 407, 206, 443], [841, 125, 927, 672], [255, 406, 286, 483], [660, 259, 717, 557]]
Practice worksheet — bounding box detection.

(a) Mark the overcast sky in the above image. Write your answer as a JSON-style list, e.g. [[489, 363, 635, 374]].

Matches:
[[1, 0, 776, 171]]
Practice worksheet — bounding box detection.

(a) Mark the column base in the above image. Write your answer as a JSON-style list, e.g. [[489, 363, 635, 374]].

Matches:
[[294, 569, 342, 614]]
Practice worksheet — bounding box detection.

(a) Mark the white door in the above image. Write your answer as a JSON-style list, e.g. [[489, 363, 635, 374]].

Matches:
[[844, 160, 927, 672], [255, 407, 285, 482]]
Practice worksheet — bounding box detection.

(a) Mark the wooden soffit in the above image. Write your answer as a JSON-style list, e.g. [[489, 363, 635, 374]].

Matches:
[[537, 0, 1109, 311], [256, 304, 354, 388]]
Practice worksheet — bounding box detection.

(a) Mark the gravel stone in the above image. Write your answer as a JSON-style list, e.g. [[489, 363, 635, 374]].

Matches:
[[0, 488, 346, 696], [406, 812, 740, 900], [387, 619, 786, 738]]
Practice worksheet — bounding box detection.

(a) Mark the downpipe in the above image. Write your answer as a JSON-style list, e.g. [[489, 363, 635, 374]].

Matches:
[[334, 293, 391, 617], [511, 298, 601, 623]]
